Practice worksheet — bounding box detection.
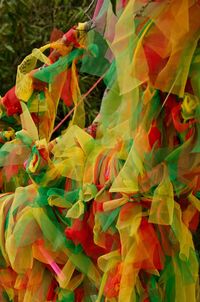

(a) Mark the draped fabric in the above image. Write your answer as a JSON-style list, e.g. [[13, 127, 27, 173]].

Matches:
[[0, 1, 199, 301]]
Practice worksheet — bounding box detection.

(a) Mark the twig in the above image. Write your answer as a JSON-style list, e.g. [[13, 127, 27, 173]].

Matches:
[[84, 0, 96, 15], [52, 72, 106, 135]]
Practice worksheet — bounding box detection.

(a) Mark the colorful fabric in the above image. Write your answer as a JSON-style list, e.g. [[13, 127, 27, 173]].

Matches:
[[0, 0, 199, 301]]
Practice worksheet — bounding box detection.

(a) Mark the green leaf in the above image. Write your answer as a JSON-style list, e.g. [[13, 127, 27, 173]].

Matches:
[[4, 44, 15, 53], [110, 0, 117, 15]]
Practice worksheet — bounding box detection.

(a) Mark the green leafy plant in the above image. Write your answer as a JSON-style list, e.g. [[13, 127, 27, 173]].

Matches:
[[0, 0, 103, 130]]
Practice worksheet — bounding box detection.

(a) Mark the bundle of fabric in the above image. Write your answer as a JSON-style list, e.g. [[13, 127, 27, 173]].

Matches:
[[0, 0, 199, 301]]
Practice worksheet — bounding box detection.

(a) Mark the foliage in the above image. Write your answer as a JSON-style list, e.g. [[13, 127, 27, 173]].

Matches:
[[110, 0, 117, 15], [0, 0, 103, 128]]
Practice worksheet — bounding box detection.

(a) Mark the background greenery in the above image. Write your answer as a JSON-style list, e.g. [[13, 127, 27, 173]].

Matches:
[[0, 0, 103, 127]]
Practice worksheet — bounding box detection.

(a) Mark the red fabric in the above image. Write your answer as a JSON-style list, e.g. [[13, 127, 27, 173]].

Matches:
[[38, 147, 49, 161], [185, 79, 194, 94], [104, 264, 121, 298], [134, 218, 164, 270], [75, 287, 84, 302], [63, 27, 80, 48], [148, 121, 161, 148], [185, 127, 195, 140], [163, 93, 178, 126], [121, 0, 127, 7], [93, 200, 104, 213], [46, 279, 57, 301], [5, 164, 19, 182], [172, 104, 195, 133], [194, 176, 200, 193], [32, 77, 47, 91], [65, 178, 73, 192], [50, 28, 63, 44], [65, 213, 106, 260], [143, 44, 168, 84], [2, 86, 22, 116], [189, 211, 199, 232], [104, 232, 120, 251], [86, 123, 98, 139]]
